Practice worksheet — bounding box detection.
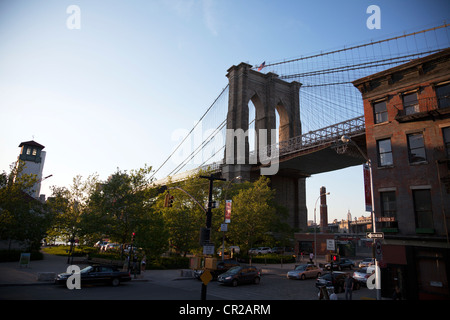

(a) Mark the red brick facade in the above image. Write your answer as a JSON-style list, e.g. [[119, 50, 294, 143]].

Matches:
[[353, 49, 450, 299]]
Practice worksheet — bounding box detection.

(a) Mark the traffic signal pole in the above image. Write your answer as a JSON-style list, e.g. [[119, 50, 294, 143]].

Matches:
[[200, 174, 225, 300]]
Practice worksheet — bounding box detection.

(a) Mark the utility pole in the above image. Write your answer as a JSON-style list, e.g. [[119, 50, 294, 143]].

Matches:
[[200, 174, 225, 300]]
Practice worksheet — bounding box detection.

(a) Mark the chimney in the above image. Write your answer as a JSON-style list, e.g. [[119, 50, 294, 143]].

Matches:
[[320, 186, 328, 233]]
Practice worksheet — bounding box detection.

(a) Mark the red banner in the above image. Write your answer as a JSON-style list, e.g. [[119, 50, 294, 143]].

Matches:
[[363, 164, 372, 212], [225, 200, 232, 223]]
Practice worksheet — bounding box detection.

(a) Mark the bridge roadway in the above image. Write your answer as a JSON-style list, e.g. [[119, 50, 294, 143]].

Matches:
[[154, 116, 367, 185], [255, 131, 367, 178]]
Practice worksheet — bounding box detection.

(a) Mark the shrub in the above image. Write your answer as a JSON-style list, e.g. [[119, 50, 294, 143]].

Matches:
[[147, 256, 189, 270]]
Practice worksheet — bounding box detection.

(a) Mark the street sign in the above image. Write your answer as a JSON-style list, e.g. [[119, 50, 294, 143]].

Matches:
[[220, 223, 228, 232], [366, 232, 384, 239], [326, 239, 335, 251], [200, 269, 212, 286], [203, 244, 215, 255]]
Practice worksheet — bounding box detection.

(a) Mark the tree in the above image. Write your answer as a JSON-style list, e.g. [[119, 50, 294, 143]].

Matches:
[[46, 174, 98, 246], [157, 169, 220, 256], [0, 161, 53, 251], [84, 164, 166, 256], [224, 176, 279, 253]]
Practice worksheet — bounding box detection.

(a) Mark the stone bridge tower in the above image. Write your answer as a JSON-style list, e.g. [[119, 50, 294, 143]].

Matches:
[[223, 62, 307, 230]]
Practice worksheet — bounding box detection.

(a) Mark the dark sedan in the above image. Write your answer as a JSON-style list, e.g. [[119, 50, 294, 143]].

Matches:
[[324, 258, 355, 271], [217, 266, 261, 287], [194, 259, 240, 280], [315, 271, 347, 293], [55, 265, 131, 287]]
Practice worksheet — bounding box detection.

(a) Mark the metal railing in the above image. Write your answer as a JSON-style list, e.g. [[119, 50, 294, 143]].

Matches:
[[269, 115, 366, 157], [154, 116, 366, 185]]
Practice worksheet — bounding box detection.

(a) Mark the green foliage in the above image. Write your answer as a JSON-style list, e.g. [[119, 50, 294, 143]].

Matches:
[[222, 176, 278, 252], [146, 256, 189, 270], [0, 161, 53, 251], [2, 160, 293, 263]]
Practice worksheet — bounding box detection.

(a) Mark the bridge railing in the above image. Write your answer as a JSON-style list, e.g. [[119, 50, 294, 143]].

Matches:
[[154, 116, 365, 185], [269, 115, 366, 157]]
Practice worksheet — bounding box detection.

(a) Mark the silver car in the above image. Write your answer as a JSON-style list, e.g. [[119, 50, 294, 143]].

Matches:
[[358, 258, 375, 268], [287, 264, 322, 280]]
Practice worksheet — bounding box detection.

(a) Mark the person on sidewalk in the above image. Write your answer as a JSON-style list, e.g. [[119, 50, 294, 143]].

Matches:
[[344, 273, 354, 300]]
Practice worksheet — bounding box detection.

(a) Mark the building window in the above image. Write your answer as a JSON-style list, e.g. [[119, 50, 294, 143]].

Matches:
[[380, 191, 397, 229], [413, 189, 433, 230], [402, 92, 419, 115], [26, 147, 31, 155], [443, 127, 450, 170], [373, 100, 388, 124], [32, 148, 37, 156], [436, 83, 450, 109], [407, 133, 426, 163], [377, 138, 393, 167]]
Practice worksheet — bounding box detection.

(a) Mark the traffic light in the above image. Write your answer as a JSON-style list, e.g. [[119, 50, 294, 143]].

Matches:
[[164, 194, 174, 207], [131, 232, 136, 243], [199, 227, 211, 245], [331, 253, 340, 263]]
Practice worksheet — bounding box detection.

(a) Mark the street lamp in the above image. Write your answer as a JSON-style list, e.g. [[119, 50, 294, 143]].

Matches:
[[222, 176, 242, 261], [340, 135, 381, 300], [314, 191, 330, 266]]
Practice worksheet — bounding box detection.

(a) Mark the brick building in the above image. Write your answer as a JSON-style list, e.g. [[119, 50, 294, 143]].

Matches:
[[353, 48, 450, 299]]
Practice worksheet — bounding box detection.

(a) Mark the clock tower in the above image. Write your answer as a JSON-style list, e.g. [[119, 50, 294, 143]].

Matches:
[[16, 140, 46, 199]]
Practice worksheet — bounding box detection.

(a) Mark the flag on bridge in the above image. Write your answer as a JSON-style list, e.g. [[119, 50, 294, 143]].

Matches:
[[257, 61, 266, 71]]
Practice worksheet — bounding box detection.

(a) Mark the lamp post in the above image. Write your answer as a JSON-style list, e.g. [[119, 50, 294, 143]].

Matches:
[[314, 191, 330, 266], [221, 176, 242, 261], [340, 135, 380, 300]]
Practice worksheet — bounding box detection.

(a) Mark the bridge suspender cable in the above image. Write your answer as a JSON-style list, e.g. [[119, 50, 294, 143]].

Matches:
[[150, 85, 229, 180], [263, 23, 449, 68]]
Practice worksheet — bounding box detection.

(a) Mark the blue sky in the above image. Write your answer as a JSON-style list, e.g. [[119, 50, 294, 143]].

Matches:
[[1, 0, 449, 223]]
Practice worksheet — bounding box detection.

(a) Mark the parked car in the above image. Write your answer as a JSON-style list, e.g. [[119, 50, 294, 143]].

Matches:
[[287, 264, 322, 280], [217, 266, 261, 287], [55, 265, 131, 287], [255, 247, 272, 255], [194, 259, 240, 280], [353, 267, 371, 286], [248, 248, 257, 255], [324, 258, 355, 270], [315, 271, 348, 293], [358, 258, 375, 268], [272, 247, 285, 254]]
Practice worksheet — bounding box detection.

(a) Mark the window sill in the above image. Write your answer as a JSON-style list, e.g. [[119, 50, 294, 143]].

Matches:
[[377, 165, 395, 170], [409, 161, 428, 166]]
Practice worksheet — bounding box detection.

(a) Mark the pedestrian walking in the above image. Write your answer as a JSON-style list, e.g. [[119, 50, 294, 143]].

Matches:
[[309, 252, 314, 263], [141, 255, 146, 272], [344, 273, 354, 300]]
